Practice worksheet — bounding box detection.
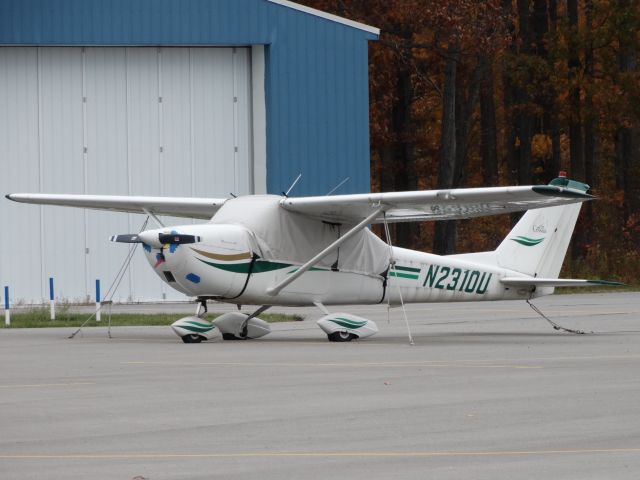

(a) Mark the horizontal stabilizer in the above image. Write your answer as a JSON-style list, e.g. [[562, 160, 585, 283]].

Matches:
[[500, 277, 625, 288]]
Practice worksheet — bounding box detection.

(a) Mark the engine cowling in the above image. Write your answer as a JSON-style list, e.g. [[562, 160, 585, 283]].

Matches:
[[140, 224, 258, 298]]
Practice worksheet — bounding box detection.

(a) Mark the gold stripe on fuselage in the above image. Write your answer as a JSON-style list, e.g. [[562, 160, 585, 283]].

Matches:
[[190, 248, 252, 261]]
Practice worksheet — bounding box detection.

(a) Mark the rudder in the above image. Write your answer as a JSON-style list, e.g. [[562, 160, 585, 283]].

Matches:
[[495, 175, 589, 278]]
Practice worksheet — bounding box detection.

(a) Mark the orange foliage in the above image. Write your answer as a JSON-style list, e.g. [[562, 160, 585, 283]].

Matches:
[[301, 0, 640, 282]]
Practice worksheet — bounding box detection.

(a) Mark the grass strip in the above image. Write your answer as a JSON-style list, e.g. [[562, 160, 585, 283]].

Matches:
[[1, 309, 303, 329]]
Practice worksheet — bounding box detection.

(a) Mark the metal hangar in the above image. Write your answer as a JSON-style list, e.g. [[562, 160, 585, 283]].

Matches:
[[0, 0, 379, 301]]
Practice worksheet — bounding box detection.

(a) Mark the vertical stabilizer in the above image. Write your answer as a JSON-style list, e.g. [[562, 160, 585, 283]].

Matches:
[[494, 174, 589, 278]]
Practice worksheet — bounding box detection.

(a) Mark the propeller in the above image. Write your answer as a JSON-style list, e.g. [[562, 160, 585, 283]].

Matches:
[[158, 233, 201, 245], [110, 234, 141, 243], [110, 232, 201, 247]]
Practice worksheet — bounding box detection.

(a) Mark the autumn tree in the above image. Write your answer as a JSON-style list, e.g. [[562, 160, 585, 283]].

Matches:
[[300, 0, 640, 282]]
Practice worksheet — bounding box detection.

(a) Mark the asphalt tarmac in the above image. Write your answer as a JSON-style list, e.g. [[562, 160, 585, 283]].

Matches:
[[1, 292, 640, 479]]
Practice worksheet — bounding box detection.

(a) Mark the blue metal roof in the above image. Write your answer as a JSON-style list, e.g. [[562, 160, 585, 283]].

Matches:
[[0, 0, 378, 196]]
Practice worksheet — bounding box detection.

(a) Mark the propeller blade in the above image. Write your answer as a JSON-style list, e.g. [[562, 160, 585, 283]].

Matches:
[[158, 233, 201, 245], [117, 230, 201, 247], [110, 234, 142, 243]]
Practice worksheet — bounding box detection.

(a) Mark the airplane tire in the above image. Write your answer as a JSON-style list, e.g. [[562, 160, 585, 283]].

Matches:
[[327, 331, 357, 342], [222, 333, 248, 341], [182, 334, 205, 344]]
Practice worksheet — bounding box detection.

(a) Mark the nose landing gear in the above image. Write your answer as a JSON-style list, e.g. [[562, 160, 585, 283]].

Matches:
[[171, 298, 272, 343], [327, 331, 358, 342], [171, 297, 218, 343], [181, 333, 206, 344]]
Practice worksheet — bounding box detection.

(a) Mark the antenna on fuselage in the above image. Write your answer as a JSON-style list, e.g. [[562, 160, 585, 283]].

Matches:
[[283, 173, 302, 197], [325, 177, 350, 196]]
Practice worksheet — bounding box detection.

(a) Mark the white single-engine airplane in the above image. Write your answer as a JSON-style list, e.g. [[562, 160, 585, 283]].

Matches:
[[6, 172, 618, 343]]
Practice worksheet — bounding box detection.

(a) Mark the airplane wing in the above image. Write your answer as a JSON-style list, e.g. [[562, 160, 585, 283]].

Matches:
[[500, 278, 625, 288], [5, 193, 227, 220], [280, 185, 593, 224]]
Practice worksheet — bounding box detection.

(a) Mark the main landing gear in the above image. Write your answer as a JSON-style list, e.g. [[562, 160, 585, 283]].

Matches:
[[314, 303, 379, 342], [213, 306, 271, 340], [170, 298, 272, 343], [327, 331, 359, 342], [172, 299, 380, 344]]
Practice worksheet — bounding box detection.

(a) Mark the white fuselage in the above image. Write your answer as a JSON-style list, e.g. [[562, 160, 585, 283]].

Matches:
[[142, 223, 535, 307]]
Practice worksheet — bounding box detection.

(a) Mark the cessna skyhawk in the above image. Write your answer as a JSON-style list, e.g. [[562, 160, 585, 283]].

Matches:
[[6, 172, 614, 343]]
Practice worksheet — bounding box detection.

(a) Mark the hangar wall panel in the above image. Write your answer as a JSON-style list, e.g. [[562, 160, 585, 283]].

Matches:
[[0, 0, 377, 197], [0, 0, 379, 303], [0, 48, 42, 302], [1, 46, 254, 302], [125, 48, 164, 302], [38, 48, 86, 302]]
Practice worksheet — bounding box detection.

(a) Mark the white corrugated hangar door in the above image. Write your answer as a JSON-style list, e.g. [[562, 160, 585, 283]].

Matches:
[[0, 47, 254, 302]]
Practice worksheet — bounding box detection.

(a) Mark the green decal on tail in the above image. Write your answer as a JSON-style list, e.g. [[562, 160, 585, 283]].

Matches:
[[510, 236, 544, 247]]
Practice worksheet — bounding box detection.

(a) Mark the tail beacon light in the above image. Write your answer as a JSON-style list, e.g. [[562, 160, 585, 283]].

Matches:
[[317, 313, 378, 342]]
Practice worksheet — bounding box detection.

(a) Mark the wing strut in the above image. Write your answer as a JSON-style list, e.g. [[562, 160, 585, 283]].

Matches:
[[143, 208, 165, 228], [266, 206, 385, 296], [382, 213, 414, 345]]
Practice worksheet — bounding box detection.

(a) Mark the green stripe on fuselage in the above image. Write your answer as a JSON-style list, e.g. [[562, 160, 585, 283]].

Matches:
[[197, 258, 292, 273], [394, 265, 421, 273], [389, 271, 419, 280]]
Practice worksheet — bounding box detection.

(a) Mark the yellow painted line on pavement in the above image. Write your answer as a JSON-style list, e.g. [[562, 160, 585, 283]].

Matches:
[[122, 352, 640, 370], [0, 382, 95, 389], [2, 447, 640, 460], [123, 361, 541, 369], [449, 353, 640, 364], [408, 306, 635, 316]]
